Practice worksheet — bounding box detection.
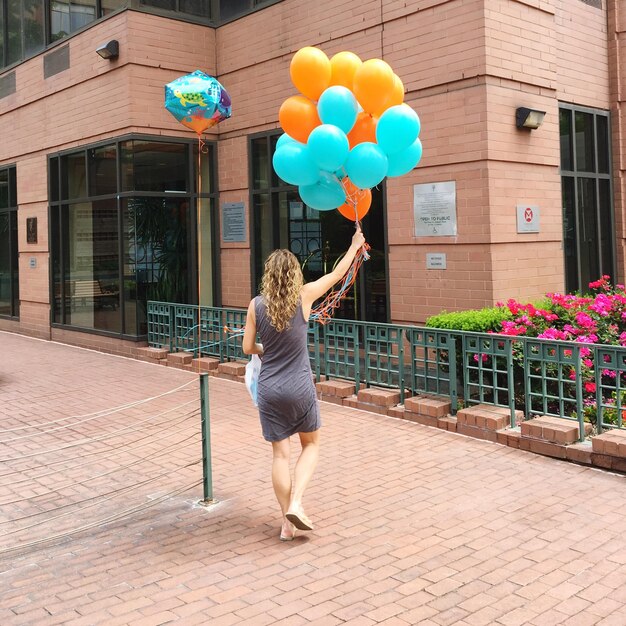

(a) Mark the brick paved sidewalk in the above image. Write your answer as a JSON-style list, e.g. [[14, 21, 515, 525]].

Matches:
[[1, 331, 626, 626]]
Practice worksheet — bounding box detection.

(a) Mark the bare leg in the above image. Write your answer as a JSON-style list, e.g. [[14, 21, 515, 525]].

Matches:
[[271, 438, 296, 540], [286, 429, 320, 529]]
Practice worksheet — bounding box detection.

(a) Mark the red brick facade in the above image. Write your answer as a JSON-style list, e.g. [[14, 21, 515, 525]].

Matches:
[[0, 0, 622, 353]]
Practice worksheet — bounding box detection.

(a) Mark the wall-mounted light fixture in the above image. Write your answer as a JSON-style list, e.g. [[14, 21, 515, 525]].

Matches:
[[515, 107, 546, 130], [96, 40, 119, 60]]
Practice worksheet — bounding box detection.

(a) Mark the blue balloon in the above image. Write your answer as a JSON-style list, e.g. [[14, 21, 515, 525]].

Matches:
[[272, 143, 320, 186], [276, 133, 300, 150], [307, 124, 350, 172], [317, 86, 359, 134], [387, 138, 423, 177], [299, 171, 346, 211], [345, 142, 388, 189], [376, 104, 421, 155]]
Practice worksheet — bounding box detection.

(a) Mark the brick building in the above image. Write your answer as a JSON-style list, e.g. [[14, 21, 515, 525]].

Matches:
[[0, 0, 623, 355]]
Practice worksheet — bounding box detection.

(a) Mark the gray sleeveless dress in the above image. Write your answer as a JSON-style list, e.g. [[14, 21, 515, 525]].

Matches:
[[254, 296, 321, 442]]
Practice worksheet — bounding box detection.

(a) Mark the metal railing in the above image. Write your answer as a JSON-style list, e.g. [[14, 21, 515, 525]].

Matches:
[[148, 301, 626, 437]]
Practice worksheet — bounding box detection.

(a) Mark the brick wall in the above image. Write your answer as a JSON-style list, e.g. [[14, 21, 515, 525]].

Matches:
[[0, 0, 618, 344]]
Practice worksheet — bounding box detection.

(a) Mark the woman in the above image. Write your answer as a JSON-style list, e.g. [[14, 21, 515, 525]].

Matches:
[[243, 227, 366, 541]]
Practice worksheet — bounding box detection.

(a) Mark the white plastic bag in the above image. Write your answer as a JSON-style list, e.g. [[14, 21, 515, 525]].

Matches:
[[245, 354, 262, 406]]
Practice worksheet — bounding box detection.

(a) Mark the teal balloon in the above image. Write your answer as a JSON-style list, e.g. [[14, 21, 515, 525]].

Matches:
[[299, 171, 346, 211], [276, 133, 300, 150], [387, 138, 423, 177], [307, 124, 350, 172], [345, 142, 388, 188], [317, 86, 358, 134], [376, 104, 421, 155], [272, 143, 320, 186]]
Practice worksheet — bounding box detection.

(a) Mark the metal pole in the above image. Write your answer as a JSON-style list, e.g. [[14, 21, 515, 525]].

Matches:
[[199, 373, 213, 502]]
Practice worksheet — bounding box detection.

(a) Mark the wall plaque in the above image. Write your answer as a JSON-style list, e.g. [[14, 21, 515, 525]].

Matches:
[[222, 202, 246, 242], [414, 181, 457, 237], [426, 253, 447, 269], [516, 204, 540, 233], [27, 217, 37, 243]]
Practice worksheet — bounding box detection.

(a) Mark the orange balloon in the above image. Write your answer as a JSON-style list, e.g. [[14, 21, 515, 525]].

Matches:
[[278, 95, 321, 143], [338, 179, 372, 221], [353, 58, 395, 115], [329, 51, 362, 91], [290, 46, 331, 101], [373, 74, 405, 117], [347, 112, 377, 148]]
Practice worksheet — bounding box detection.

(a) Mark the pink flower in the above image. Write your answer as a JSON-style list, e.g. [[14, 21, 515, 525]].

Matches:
[[602, 369, 617, 379], [473, 354, 488, 363], [569, 369, 576, 380], [574, 312, 596, 330], [582, 358, 593, 368], [584, 381, 596, 393]]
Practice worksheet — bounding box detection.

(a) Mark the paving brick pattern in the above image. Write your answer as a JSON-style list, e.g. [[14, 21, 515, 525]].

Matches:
[[1, 331, 626, 625]]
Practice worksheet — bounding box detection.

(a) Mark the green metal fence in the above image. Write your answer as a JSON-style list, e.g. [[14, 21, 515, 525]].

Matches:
[[148, 301, 626, 437]]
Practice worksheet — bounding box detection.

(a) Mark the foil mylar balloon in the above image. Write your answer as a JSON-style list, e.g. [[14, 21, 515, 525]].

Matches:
[[165, 70, 231, 135]]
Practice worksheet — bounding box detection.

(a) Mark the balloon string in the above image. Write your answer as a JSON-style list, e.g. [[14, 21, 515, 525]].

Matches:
[[197, 135, 203, 349]]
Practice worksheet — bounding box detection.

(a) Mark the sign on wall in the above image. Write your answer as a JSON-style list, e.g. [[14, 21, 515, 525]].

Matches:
[[516, 204, 540, 233], [426, 253, 447, 270], [414, 181, 457, 237], [222, 202, 246, 243]]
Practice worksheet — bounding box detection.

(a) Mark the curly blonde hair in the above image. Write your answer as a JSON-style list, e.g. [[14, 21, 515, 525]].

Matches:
[[260, 249, 304, 332]]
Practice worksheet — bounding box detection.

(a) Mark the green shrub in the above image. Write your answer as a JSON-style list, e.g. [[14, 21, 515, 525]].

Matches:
[[425, 307, 512, 332]]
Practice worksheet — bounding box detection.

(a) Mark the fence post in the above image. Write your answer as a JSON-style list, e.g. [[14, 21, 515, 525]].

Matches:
[[199, 373, 213, 502]]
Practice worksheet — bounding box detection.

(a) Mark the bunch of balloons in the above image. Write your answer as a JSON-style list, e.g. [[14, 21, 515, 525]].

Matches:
[[272, 47, 422, 220]]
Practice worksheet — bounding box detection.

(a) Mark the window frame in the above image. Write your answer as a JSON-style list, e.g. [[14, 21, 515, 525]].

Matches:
[[48, 132, 220, 340], [0, 164, 19, 320], [559, 102, 615, 293]]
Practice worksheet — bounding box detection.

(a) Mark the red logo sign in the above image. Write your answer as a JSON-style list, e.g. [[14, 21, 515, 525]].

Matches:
[[524, 207, 533, 223]]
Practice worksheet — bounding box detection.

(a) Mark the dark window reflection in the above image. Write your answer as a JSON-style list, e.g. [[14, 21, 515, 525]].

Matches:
[[88, 144, 117, 196], [61, 152, 87, 200], [0, 166, 19, 318], [559, 109, 572, 172], [121, 140, 187, 192], [596, 116, 609, 174], [562, 176, 577, 293], [575, 112, 595, 173], [220, 0, 250, 20], [123, 197, 191, 334]]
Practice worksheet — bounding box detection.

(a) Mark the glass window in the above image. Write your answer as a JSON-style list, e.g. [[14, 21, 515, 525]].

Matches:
[[61, 152, 87, 199], [50, 156, 59, 202], [0, 169, 8, 209], [50, 0, 96, 41], [575, 111, 595, 173], [121, 140, 187, 192], [101, 0, 128, 15], [560, 106, 613, 293], [140, 0, 176, 9], [250, 133, 389, 321], [23, 0, 45, 57], [88, 144, 117, 196], [599, 179, 613, 277], [51, 136, 217, 337], [7, 0, 23, 65], [0, 165, 19, 318], [220, 0, 251, 20], [559, 109, 572, 172], [180, 0, 209, 17], [0, 5, 4, 68], [596, 115, 609, 174], [62, 199, 121, 333]]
